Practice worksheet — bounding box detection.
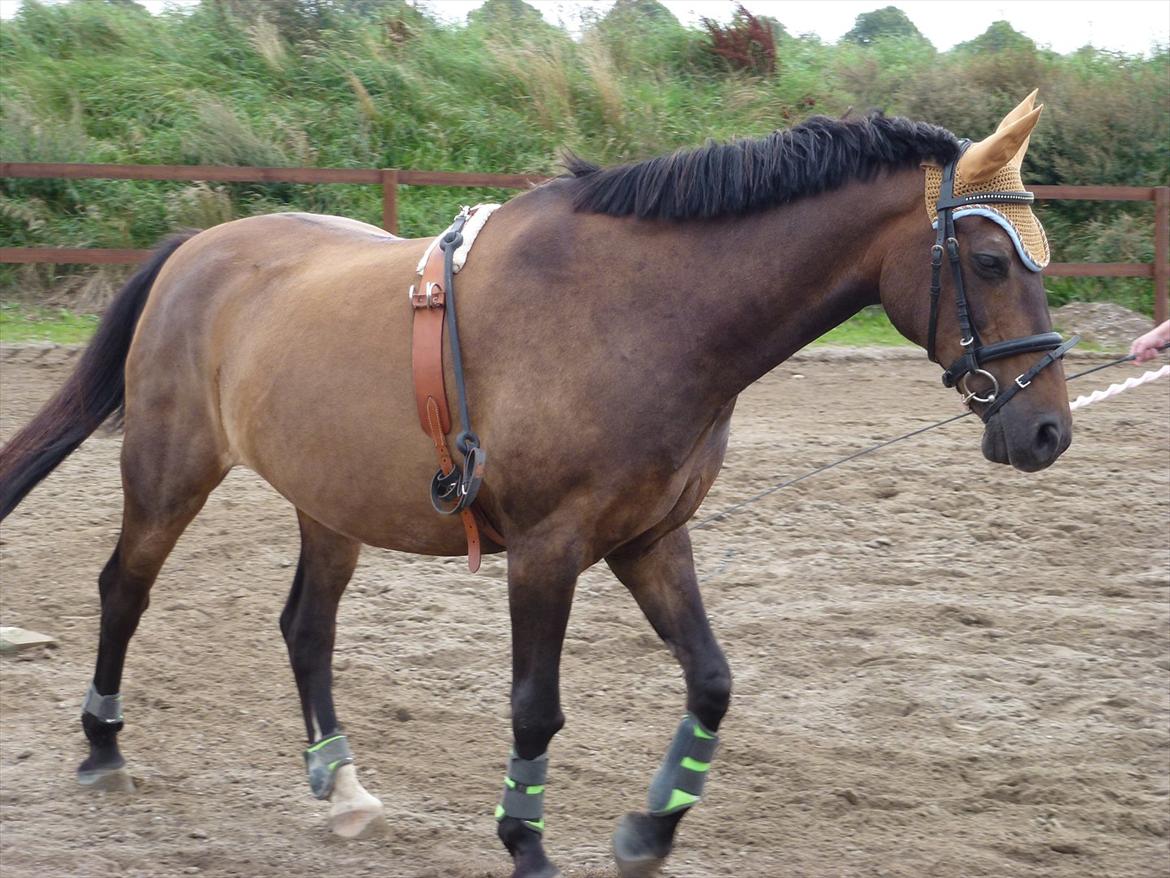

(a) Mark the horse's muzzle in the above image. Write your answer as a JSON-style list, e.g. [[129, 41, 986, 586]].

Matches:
[[982, 412, 1071, 472]]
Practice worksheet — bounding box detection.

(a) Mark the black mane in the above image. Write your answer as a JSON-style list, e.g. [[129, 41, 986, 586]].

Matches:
[[563, 113, 960, 220]]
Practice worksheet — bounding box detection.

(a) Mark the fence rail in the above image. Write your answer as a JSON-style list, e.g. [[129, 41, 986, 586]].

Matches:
[[2, 162, 1166, 322]]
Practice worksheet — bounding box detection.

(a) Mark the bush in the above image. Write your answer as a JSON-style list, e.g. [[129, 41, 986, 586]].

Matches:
[[0, 1, 1165, 313]]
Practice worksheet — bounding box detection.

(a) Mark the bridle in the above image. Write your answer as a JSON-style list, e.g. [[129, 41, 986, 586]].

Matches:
[[927, 140, 1079, 422]]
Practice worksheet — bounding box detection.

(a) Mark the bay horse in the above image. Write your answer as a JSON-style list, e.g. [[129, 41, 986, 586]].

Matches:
[[0, 93, 1072, 877]]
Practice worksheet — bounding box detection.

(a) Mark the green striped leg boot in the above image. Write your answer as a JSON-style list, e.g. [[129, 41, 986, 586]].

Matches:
[[304, 733, 354, 799], [613, 713, 718, 877], [495, 750, 549, 835]]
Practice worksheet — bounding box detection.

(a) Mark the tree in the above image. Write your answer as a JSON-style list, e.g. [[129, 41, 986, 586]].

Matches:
[[957, 20, 1037, 54], [843, 6, 925, 46], [600, 0, 679, 28], [467, 0, 547, 31]]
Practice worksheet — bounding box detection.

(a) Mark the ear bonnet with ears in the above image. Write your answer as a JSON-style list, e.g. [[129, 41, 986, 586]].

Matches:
[[924, 90, 1050, 270]]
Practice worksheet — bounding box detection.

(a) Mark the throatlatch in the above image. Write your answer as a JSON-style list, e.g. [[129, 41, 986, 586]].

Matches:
[[304, 733, 355, 799], [495, 750, 548, 833], [647, 713, 719, 815]]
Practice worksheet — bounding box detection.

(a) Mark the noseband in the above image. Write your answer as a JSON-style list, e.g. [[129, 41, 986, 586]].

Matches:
[[927, 141, 1078, 422]]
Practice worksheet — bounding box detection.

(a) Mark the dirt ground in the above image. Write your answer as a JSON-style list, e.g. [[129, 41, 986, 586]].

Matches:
[[1, 345, 1167, 878]]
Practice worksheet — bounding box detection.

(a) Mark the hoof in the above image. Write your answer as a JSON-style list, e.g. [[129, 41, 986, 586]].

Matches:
[[327, 765, 385, 840], [613, 853, 664, 878], [328, 798, 385, 839], [613, 813, 668, 878], [78, 766, 135, 793]]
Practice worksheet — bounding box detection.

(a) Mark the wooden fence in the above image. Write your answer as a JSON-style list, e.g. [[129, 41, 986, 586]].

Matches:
[[1, 162, 1166, 322]]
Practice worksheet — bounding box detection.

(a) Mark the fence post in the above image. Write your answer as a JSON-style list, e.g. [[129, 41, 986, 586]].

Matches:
[[380, 168, 399, 235], [1155, 186, 1169, 325]]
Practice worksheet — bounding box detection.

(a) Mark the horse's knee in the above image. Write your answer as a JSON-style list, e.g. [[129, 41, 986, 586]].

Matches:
[[511, 688, 565, 756], [688, 661, 732, 731]]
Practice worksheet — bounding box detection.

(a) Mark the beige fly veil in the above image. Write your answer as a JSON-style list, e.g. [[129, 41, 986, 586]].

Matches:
[[924, 90, 1050, 271]]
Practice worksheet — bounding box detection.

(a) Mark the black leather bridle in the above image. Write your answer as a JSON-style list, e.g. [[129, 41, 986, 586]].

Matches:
[[927, 141, 1079, 422]]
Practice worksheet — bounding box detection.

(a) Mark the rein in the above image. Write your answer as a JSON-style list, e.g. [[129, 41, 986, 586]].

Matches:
[[927, 141, 1079, 421], [689, 344, 1169, 534], [433, 210, 486, 512]]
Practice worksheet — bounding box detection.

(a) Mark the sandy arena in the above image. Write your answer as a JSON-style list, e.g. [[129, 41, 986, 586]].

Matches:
[[1, 345, 1167, 878]]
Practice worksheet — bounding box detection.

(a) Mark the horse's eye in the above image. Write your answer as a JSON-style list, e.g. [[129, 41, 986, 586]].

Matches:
[[973, 252, 1008, 276]]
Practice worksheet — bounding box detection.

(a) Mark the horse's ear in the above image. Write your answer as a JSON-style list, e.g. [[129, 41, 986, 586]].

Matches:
[[959, 105, 1043, 183], [1009, 103, 1042, 168], [997, 89, 1039, 132]]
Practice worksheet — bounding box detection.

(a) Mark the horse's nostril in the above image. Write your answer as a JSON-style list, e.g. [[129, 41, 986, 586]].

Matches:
[[1035, 420, 1061, 459]]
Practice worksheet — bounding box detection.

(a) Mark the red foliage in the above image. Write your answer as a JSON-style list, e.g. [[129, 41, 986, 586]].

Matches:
[[703, 5, 776, 76]]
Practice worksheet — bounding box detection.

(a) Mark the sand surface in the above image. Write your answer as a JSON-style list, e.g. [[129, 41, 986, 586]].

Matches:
[[1, 346, 1167, 878]]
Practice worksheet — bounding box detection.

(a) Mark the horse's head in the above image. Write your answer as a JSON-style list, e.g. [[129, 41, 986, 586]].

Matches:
[[880, 91, 1073, 472]]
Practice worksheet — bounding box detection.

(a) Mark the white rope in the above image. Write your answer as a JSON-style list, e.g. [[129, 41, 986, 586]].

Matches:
[[1070, 364, 1170, 411]]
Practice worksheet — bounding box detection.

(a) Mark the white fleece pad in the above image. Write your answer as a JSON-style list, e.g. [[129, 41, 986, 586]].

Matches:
[[416, 203, 501, 275]]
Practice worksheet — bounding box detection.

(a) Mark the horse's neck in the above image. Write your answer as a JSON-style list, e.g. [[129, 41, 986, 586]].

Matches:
[[657, 171, 920, 403]]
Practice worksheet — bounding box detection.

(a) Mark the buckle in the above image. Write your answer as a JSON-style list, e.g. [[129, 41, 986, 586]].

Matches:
[[410, 282, 444, 309], [428, 445, 486, 515]]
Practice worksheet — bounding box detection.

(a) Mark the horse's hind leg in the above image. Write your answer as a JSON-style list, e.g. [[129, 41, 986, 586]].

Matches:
[[80, 433, 226, 791], [280, 510, 383, 839], [605, 528, 732, 878]]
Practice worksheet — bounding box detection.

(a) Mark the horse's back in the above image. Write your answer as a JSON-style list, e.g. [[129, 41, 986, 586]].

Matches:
[[128, 211, 426, 423]]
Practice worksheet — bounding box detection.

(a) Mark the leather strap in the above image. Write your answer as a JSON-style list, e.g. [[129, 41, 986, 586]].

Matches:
[[413, 244, 452, 435], [410, 231, 499, 571], [978, 334, 1080, 422], [474, 508, 506, 548], [936, 190, 1035, 210], [942, 331, 1066, 388]]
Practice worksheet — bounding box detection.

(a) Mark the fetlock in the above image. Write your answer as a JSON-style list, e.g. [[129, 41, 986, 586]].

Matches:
[[303, 733, 354, 799], [496, 750, 558, 877], [80, 687, 126, 772]]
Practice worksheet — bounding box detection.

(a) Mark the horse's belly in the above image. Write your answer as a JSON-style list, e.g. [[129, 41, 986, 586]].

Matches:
[[220, 316, 474, 555]]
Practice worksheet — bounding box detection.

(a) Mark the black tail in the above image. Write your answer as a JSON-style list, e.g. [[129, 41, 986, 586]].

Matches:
[[0, 233, 196, 520]]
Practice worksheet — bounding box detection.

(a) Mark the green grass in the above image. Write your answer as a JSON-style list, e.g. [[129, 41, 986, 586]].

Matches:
[[0, 302, 911, 348], [0, 304, 100, 344], [813, 308, 911, 346]]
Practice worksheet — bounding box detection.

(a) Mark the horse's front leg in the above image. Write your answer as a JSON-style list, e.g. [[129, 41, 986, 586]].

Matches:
[[496, 548, 579, 878], [605, 527, 732, 877]]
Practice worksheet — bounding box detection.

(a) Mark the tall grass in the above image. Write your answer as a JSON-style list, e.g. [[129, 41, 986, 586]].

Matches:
[[0, 0, 1166, 312]]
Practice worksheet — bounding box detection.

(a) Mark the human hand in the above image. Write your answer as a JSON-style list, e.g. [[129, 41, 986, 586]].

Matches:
[[1129, 320, 1170, 364]]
